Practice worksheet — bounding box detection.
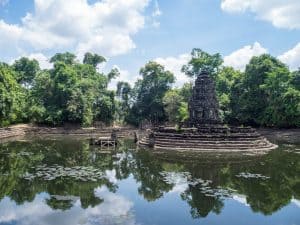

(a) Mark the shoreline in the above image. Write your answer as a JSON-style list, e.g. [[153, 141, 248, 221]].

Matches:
[[0, 124, 137, 140], [0, 124, 299, 145]]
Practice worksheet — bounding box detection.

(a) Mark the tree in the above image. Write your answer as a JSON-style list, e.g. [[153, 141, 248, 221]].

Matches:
[[0, 63, 25, 126], [50, 52, 76, 65], [179, 82, 193, 102], [13, 57, 40, 86], [127, 61, 175, 125], [230, 54, 288, 126], [83, 52, 106, 68], [216, 67, 242, 122], [116, 82, 132, 123], [163, 89, 183, 123], [182, 48, 223, 78], [163, 89, 188, 124], [290, 70, 300, 90], [107, 68, 120, 83], [29, 54, 115, 126]]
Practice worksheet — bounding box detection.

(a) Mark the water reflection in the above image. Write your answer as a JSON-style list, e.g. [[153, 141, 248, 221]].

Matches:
[[0, 136, 299, 224]]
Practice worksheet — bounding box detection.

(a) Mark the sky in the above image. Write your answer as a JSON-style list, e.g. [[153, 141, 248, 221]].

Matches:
[[0, 0, 300, 88]]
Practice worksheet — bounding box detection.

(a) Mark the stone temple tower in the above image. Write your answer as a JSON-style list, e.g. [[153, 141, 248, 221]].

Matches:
[[188, 71, 221, 126]]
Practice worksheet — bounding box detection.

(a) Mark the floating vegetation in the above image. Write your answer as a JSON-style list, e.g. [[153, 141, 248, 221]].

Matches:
[[235, 172, 270, 180], [159, 171, 234, 199], [21, 164, 105, 182], [283, 144, 295, 148], [4, 151, 34, 157], [0, 173, 9, 176], [50, 195, 80, 203], [15, 151, 33, 157]]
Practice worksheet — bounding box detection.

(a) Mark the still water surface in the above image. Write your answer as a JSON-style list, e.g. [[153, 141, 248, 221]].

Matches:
[[0, 136, 299, 225]]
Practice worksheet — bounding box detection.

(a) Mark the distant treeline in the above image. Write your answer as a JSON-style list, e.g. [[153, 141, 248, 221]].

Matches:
[[0, 50, 299, 128]]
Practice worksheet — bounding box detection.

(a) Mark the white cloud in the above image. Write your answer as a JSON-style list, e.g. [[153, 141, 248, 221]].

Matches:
[[292, 198, 300, 208], [0, 0, 150, 60], [10, 53, 53, 70], [232, 194, 249, 207], [278, 42, 300, 71], [0, 187, 137, 225], [27, 53, 53, 69], [221, 0, 300, 29], [223, 42, 268, 71], [155, 53, 192, 87], [151, 0, 162, 28]]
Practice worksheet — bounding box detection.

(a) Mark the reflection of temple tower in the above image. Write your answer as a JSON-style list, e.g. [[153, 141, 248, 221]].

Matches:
[[189, 71, 221, 126]]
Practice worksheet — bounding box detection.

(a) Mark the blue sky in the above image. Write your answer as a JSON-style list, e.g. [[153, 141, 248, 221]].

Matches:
[[0, 0, 300, 87]]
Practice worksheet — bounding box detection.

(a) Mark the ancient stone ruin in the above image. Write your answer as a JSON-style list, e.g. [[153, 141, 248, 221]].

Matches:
[[139, 71, 277, 154], [188, 71, 221, 126]]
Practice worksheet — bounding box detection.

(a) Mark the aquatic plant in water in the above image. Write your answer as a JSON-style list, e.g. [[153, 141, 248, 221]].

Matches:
[[20, 164, 106, 182]]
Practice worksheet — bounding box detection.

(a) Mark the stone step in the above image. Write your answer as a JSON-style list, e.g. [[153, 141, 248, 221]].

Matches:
[[154, 133, 261, 138], [150, 138, 266, 144], [154, 143, 272, 150], [152, 136, 262, 142], [139, 139, 276, 151], [153, 145, 276, 152], [155, 141, 267, 147]]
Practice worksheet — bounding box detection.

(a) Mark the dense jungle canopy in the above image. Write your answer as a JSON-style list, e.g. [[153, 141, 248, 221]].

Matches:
[[0, 50, 299, 128]]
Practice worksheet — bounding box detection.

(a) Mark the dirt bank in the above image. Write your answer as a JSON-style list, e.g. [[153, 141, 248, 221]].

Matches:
[[0, 124, 137, 140], [258, 128, 300, 144]]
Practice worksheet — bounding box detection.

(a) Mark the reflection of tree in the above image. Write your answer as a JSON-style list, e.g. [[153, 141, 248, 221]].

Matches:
[[130, 150, 174, 201], [229, 149, 300, 215], [181, 185, 224, 218], [0, 141, 44, 203], [180, 163, 228, 218], [153, 147, 300, 217], [0, 138, 117, 210], [1, 138, 300, 217], [46, 198, 73, 211]]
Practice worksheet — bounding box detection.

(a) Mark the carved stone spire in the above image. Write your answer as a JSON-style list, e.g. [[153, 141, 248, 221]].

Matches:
[[188, 71, 221, 126]]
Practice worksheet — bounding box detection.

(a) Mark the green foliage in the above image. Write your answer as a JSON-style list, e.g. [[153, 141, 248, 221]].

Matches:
[[291, 70, 300, 90], [0, 63, 26, 126], [116, 81, 132, 123], [13, 57, 40, 86], [179, 82, 193, 102], [107, 68, 120, 83], [163, 89, 183, 123], [1, 49, 299, 128], [163, 89, 188, 124], [216, 67, 243, 122], [182, 48, 223, 78], [28, 53, 115, 126], [127, 61, 175, 125], [50, 52, 77, 65], [229, 54, 300, 127], [83, 52, 106, 68]]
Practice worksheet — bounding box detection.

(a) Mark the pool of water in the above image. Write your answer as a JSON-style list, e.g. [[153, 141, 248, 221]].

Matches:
[[0, 136, 299, 225]]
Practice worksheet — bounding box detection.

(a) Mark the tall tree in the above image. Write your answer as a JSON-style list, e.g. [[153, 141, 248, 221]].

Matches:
[[0, 63, 25, 126], [83, 52, 106, 68], [216, 67, 242, 121], [127, 61, 175, 125], [50, 52, 76, 65], [182, 48, 223, 78], [13, 57, 40, 87], [29, 54, 115, 126], [163, 89, 187, 124]]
